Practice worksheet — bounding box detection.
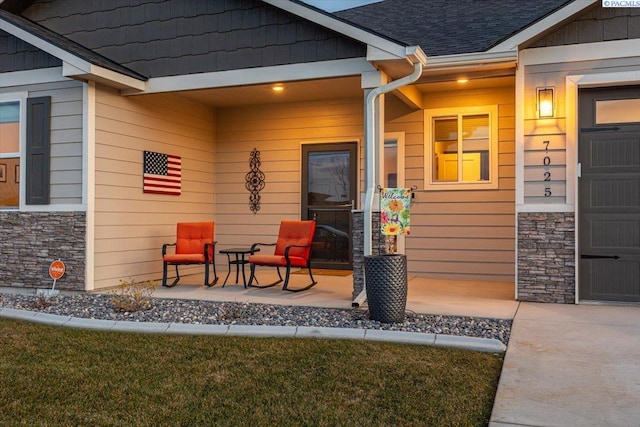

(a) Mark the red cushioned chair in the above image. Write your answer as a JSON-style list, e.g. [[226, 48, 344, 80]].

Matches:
[[247, 220, 317, 292], [162, 222, 218, 287]]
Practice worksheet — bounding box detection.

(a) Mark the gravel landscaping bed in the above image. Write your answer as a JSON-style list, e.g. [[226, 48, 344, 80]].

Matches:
[[0, 292, 512, 345]]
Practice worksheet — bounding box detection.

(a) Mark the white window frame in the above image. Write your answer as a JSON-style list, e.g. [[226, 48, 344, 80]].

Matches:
[[0, 91, 26, 210], [424, 105, 499, 191]]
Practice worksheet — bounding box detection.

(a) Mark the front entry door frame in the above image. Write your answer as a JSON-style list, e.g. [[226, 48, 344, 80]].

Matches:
[[301, 140, 359, 269], [567, 70, 640, 303]]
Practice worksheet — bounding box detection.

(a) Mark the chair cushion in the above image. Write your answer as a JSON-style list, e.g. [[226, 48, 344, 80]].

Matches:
[[175, 222, 215, 258], [249, 254, 308, 267], [274, 220, 316, 259], [164, 253, 206, 264]]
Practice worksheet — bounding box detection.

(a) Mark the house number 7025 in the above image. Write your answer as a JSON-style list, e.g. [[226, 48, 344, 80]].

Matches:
[[543, 139, 551, 197]]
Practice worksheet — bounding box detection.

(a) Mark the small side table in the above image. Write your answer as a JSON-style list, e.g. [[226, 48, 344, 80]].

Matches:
[[219, 247, 259, 288]]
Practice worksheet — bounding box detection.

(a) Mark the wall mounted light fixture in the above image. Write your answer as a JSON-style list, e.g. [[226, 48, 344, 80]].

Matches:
[[537, 87, 555, 118]]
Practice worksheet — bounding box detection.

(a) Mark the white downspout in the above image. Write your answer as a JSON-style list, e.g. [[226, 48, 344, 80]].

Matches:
[[353, 55, 425, 307]]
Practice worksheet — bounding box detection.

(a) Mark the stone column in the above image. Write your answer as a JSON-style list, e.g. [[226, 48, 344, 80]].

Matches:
[[517, 212, 575, 303], [352, 210, 386, 300]]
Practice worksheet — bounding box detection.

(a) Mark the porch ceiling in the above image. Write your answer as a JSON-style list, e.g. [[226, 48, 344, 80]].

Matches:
[[174, 75, 364, 108], [417, 75, 515, 94], [148, 73, 515, 109]]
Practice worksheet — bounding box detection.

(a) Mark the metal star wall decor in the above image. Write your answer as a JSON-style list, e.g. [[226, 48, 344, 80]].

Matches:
[[245, 148, 265, 214]]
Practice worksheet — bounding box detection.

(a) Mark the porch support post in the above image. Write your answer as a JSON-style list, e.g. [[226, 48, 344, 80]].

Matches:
[[362, 70, 388, 257], [354, 55, 425, 307]]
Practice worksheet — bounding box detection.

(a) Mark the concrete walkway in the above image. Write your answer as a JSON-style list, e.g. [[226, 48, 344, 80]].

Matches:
[[490, 302, 640, 427]]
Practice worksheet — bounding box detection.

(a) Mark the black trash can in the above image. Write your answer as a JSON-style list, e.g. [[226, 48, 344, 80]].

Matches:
[[365, 254, 407, 323]]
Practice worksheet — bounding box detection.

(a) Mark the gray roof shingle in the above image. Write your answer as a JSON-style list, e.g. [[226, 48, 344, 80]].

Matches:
[[335, 0, 574, 56]]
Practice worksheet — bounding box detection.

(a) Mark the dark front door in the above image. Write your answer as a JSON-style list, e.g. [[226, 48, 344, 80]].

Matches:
[[578, 86, 640, 302], [302, 142, 357, 269]]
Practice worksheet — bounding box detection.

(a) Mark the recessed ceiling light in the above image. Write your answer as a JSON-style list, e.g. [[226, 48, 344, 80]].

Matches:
[[272, 84, 284, 92], [457, 78, 468, 84]]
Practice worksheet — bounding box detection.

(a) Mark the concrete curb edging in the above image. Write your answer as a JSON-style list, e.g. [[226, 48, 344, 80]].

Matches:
[[0, 307, 506, 353]]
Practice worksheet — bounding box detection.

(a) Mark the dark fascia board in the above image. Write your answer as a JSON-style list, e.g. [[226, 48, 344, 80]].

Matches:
[[0, 9, 147, 86], [264, 0, 425, 65]]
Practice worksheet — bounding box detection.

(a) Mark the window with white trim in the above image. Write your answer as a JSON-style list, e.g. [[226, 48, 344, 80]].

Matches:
[[0, 99, 21, 208], [425, 105, 499, 190]]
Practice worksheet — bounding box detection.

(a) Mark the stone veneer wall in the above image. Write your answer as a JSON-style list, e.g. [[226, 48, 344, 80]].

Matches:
[[517, 212, 575, 303], [0, 211, 86, 290], [352, 210, 387, 300]]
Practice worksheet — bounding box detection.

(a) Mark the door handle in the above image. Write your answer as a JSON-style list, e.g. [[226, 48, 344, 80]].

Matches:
[[580, 126, 621, 132], [581, 254, 620, 260]]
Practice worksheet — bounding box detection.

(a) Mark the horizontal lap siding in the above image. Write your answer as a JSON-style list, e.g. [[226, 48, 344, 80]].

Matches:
[[7, 81, 84, 204], [388, 85, 516, 282], [215, 98, 363, 251], [93, 86, 215, 289], [523, 56, 640, 206]]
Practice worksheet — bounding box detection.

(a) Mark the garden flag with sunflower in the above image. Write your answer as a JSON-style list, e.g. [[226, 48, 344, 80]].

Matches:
[[380, 188, 411, 236]]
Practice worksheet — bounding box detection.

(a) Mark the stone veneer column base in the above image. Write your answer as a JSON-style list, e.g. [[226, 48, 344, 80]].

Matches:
[[517, 212, 575, 303], [352, 210, 387, 300], [0, 211, 86, 291]]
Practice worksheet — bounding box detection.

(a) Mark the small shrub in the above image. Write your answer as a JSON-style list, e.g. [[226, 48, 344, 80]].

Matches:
[[220, 303, 248, 321], [31, 294, 54, 310], [110, 279, 157, 312]]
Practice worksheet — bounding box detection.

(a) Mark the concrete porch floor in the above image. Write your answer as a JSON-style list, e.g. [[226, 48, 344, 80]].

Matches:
[[148, 269, 518, 320]]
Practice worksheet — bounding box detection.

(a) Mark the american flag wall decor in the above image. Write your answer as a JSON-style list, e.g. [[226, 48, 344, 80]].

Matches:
[[143, 151, 182, 195]]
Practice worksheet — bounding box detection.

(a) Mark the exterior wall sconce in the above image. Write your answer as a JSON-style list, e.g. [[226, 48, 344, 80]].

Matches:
[[537, 87, 555, 118]]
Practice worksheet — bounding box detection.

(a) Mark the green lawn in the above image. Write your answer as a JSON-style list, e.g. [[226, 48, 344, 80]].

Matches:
[[0, 319, 503, 426]]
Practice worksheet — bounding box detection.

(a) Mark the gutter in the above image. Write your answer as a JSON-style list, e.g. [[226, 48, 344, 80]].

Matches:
[[421, 51, 518, 73], [353, 46, 426, 308]]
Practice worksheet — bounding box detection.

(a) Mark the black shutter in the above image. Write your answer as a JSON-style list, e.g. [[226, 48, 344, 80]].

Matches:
[[26, 96, 51, 205]]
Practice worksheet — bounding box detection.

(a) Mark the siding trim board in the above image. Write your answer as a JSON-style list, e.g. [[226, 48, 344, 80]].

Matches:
[[62, 62, 146, 92], [0, 68, 66, 88], [132, 58, 374, 96], [522, 38, 640, 66]]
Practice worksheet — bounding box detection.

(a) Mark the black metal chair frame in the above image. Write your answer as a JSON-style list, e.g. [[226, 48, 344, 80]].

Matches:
[[162, 242, 218, 287], [247, 242, 317, 292]]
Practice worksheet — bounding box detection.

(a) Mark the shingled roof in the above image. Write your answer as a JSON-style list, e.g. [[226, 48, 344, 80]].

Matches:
[[335, 0, 574, 56], [2, 0, 578, 79]]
